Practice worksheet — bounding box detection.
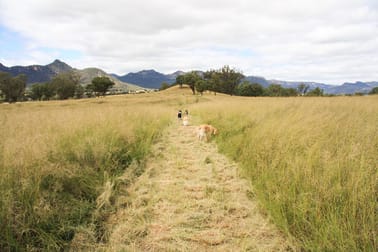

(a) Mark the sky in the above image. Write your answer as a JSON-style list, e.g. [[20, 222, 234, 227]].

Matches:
[[0, 0, 377, 84]]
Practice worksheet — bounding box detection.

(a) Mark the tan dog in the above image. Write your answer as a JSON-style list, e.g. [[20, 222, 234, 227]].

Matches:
[[198, 124, 218, 141]]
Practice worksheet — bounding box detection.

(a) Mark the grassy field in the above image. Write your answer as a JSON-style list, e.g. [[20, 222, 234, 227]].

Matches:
[[193, 94, 377, 251], [1, 88, 377, 251], [0, 92, 199, 251]]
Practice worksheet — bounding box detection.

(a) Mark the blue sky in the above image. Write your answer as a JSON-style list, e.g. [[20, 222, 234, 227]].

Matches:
[[0, 0, 377, 84], [0, 26, 26, 60], [0, 25, 82, 65]]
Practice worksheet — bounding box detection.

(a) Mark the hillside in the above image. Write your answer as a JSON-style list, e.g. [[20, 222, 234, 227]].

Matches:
[[267, 79, 378, 95], [0, 59, 73, 84], [0, 60, 145, 92], [76, 68, 144, 92], [114, 69, 181, 89], [1, 60, 377, 94], [114, 69, 378, 94]]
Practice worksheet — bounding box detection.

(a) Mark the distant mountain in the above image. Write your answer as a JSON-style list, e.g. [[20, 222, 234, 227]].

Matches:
[[46, 59, 73, 74], [265, 80, 378, 94], [1, 60, 377, 94], [0, 60, 144, 92], [167, 71, 186, 80], [267, 80, 331, 92], [0, 59, 73, 84], [326, 81, 378, 94], [242, 76, 378, 95], [77, 68, 143, 92], [114, 69, 378, 94], [115, 69, 179, 89], [244, 76, 270, 87]]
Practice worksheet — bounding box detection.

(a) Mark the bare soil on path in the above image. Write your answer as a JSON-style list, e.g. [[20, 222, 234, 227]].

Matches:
[[102, 120, 293, 251]]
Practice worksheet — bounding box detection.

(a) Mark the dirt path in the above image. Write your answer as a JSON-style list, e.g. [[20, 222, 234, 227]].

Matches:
[[102, 120, 292, 251]]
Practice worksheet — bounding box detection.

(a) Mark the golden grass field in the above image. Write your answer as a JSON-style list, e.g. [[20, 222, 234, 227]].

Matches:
[[0, 86, 377, 251], [0, 93, 182, 250], [192, 93, 378, 251]]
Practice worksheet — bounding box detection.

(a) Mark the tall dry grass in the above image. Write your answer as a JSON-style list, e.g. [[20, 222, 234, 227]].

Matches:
[[1, 87, 376, 251], [193, 95, 377, 251], [0, 92, 194, 251]]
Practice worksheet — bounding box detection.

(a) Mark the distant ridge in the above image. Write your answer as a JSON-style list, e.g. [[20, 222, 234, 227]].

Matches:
[[1, 60, 377, 94], [0, 59, 73, 84], [77, 68, 143, 92], [114, 69, 179, 89], [114, 69, 378, 94], [265, 79, 378, 95], [0, 60, 144, 91]]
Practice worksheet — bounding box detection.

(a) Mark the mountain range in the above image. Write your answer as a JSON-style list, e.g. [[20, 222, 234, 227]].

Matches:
[[0, 59, 72, 84], [115, 70, 378, 95], [112, 70, 185, 89], [0, 60, 143, 92], [1, 60, 377, 95]]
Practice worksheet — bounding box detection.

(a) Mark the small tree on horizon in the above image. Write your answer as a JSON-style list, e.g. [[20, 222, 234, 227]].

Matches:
[[306, 87, 324, 96], [265, 84, 285, 96], [160, 82, 170, 90], [237, 81, 264, 96], [369, 87, 378, 95], [175, 75, 185, 88], [297, 83, 310, 96], [90, 76, 115, 96]]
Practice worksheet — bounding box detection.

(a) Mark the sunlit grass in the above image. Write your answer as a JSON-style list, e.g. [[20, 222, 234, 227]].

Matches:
[[0, 93, 190, 250], [1, 87, 376, 251], [193, 95, 377, 251]]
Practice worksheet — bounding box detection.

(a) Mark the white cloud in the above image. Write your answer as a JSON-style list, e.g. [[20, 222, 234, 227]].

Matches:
[[0, 0, 377, 84]]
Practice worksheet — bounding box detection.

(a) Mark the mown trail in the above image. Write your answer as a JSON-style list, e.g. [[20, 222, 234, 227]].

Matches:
[[102, 119, 293, 251]]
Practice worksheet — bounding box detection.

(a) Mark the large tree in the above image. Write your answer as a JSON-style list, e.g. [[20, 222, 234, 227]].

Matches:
[[89, 76, 115, 96], [195, 79, 208, 95], [175, 71, 201, 94], [265, 84, 285, 96], [186, 71, 202, 94], [175, 74, 185, 88], [205, 66, 244, 95], [30, 82, 56, 101], [203, 70, 219, 95], [50, 71, 81, 99], [237, 81, 264, 96], [0, 72, 27, 102]]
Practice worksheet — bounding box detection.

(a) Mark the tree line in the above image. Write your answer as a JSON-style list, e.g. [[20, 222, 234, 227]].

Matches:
[[2, 67, 378, 102], [162, 65, 378, 97], [168, 65, 326, 97], [0, 71, 115, 103]]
